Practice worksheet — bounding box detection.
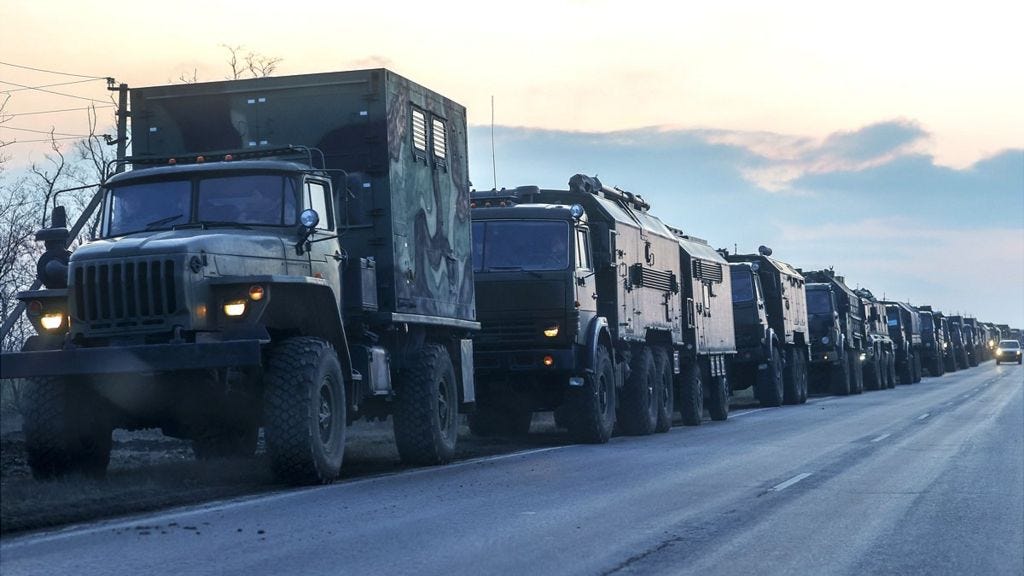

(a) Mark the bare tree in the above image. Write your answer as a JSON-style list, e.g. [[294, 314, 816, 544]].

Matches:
[[221, 44, 282, 79]]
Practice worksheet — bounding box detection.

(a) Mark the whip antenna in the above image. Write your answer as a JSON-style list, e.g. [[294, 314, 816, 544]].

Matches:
[[491, 95, 497, 189]]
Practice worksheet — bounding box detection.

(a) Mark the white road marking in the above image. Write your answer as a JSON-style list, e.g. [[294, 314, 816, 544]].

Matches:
[[769, 472, 813, 492], [0, 445, 571, 550], [871, 433, 891, 443], [917, 413, 930, 420]]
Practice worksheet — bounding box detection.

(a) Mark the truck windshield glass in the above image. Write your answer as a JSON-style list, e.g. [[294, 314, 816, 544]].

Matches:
[[105, 174, 300, 237], [730, 269, 755, 302], [806, 289, 832, 315], [472, 220, 570, 272]]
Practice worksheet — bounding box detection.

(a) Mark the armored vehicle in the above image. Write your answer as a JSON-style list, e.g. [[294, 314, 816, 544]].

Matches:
[[470, 175, 733, 442], [884, 301, 923, 383], [1, 69, 478, 484], [916, 307, 945, 377], [803, 270, 865, 396], [724, 247, 809, 406], [854, 288, 896, 390]]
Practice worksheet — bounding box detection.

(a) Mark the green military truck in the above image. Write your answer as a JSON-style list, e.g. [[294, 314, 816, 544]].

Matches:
[[0, 69, 478, 485]]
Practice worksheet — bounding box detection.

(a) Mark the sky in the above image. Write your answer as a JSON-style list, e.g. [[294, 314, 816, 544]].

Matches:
[[2, 0, 1022, 326]]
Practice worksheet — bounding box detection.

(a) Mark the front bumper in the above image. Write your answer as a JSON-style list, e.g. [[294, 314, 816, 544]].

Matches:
[[0, 340, 263, 379], [474, 348, 579, 376]]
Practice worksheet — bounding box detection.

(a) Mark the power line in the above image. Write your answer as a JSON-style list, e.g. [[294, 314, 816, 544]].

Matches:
[[0, 78, 105, 93], [5, 105, 115, 117], [0, 61, 107, 80], [1, 136, 84, 144], [0, 80, 109, 104], [1, 125, 91, 138]]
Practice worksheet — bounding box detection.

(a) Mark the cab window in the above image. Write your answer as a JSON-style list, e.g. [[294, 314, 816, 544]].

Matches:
[[304, 180, 332, 230]]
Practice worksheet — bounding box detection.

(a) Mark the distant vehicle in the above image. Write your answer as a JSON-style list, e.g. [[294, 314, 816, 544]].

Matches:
[[804, 270, 865, 396], [884, 301, 924, 383], [995, 340, 1022, 365], [916, 307, 945, 377], [854, 288, 897, 389]]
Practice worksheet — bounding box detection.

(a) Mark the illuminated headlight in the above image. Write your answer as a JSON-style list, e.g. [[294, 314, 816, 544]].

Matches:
[[40, 313, 65, 331], [223, 300, 247, 317], [821, 336, 830, 345], [943, 342, 949, 350], [996, 349, 1003, 355], [859, 353, 867, 361], [543, 325, 560, 338]]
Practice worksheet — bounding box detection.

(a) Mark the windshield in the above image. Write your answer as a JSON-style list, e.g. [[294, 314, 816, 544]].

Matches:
[[473, 220, 570, 272], [999, 340, 1020, 349], [730, 268, 755, 302], [104, 173, 300, 237], [806, 289, 833, 315]]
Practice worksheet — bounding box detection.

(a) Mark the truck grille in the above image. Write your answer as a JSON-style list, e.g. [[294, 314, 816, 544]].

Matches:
[[73, 259, 181, 327], [477, 319, 543, 348]]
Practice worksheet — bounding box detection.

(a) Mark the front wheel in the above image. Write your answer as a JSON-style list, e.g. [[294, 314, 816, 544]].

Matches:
[[831, 356, 851, 396], [705, 360, 729, 421], [566, 346, 616, 443], [393, 343, 459, 465], [264, 337, 347, 485], [756, 346, 784, 407], [23, 377, 112, 480], [618, 346, 658, 436], [652, 348, 674, 433], [679, 360, 704, 426]]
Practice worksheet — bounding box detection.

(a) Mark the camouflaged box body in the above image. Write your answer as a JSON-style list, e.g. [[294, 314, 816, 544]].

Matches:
[[130, 69, 474, 325]]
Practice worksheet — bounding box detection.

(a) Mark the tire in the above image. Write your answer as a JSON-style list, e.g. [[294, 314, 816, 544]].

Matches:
[[705, 360, 729, 421], [849, 353, 864, 395], [393, 343, 459, 465], [864, 355, 882, 391], [887, 353, 897, 388], [679, 360, 704, 426], [468, 404, 532, 437], [931, 354, 944, 377], [898, 354, 913, 385], [23, 376, 112, 480], [796, 349, 809, 404], [830, 355, 851, 396], [618, 346, 658, 436], [756, 346, 784, 407], [264, 337, 347, 485], [566, 345, 616, 443], [912, 353, 922, 383], [652, 348, 674, 433], [782, 346, 801, 405]]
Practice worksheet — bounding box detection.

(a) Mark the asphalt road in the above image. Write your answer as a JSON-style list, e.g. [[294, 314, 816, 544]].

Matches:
[[2, 362, 1021, 576]]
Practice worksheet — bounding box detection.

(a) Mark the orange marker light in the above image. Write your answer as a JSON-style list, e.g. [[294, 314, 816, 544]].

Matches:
[[543, 355, 554, 367], [224, 154, 234, 161], [249, 285, 265, 301]]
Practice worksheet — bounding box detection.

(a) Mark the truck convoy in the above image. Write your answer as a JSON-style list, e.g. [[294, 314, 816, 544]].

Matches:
[[724, 247, 810, 406], [951, 315, 979, 367], [803, 269, 864, 395], [854, 288, 895, 390], [934, 312, 960, 373], [884, 301, 923, 383], [469, 175, 734, 442], [0, 69, 479, 484]]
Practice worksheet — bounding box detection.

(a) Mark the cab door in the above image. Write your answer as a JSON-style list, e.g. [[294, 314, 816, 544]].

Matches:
[[574, 225, 598, 340]]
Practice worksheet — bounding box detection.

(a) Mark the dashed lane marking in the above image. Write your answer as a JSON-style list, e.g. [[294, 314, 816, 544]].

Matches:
[[769, 472, 813, 492], [917, 413, 930, 420], [871, 433, 891, 443]]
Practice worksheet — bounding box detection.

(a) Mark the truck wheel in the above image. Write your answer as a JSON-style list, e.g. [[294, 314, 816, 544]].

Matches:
[[757, 347, 784, 407], [782, 347, 800, 405], [23, 377, 112, 480], [912, 353, 922, 382], [679, 360, 704, 426], [566, 345, 616, 443], [264, 337, 346, 485], [653, 348, 674, 433], [618, 346, 658, 436], [865, 356, 882, 391], [898, 355, 913, 385], [887, 353, 897, 388], [850, 353, 864, 394], [931, 356, 944, 378], [468, 404, 532, 437], [830, 356, 851, 396], [793, 349, 809, 404], [393, 343, 459, 465], [705, 361, 730, 421]]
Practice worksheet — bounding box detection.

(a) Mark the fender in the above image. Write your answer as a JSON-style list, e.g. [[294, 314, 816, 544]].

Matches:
[[582, 315, 611, 375]]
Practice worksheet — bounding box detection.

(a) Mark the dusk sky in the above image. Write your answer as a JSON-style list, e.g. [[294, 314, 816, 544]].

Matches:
[[2, 0, 1022, 326]]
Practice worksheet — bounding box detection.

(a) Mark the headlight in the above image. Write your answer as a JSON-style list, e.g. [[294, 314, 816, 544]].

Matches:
[[40, 313, 65, 331], [223, 300, 247, 317], [943, 342, 949, 350], [821, 336, 830, 345], [859, 353, 867, 361], [543, 325, 559, 338]]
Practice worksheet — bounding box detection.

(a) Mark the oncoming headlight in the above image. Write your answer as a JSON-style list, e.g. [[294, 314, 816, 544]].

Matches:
[[223, 300, 247, 317], [40, 313, 66, 331], [543, 325, 559, 338]]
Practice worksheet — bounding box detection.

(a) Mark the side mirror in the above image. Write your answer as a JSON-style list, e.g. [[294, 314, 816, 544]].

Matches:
[[295, 209, 320, 254]]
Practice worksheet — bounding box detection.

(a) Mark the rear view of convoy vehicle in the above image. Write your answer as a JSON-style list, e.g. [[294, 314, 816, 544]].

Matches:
[[724, 247, 809, 406], [469, 175, 735, 442], [803, 270, 865, 395], [0, 69, 480, 484]]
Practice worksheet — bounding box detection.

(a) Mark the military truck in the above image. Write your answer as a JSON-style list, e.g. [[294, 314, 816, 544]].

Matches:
[[957, 316, 980, 367], [854, 288, 896, 390], [803, 270, 864, 396], [470, 175, 733, 442], [947, 316, 971, 369], [724, 247, 809, 406], [884, 301, 923, 383], [916, 306, 945, 377], [0, 69, 479, 484], [934, 313, 959, 372]]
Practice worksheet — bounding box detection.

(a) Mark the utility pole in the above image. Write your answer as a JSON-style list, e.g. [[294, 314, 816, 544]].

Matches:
[[108, 79, 129, 173]]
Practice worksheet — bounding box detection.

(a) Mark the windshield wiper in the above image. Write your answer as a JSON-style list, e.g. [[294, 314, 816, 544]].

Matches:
[[486, 266, 542, 278], [145, 213, 184, 229], [174, 221, 252, 230]]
